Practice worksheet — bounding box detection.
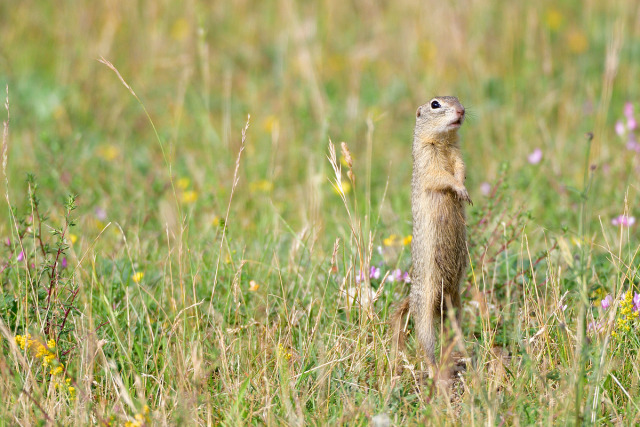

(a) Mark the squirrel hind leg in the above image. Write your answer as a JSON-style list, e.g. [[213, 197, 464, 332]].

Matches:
[[390, 297, 411, 358], [415, 311, 437, 368]]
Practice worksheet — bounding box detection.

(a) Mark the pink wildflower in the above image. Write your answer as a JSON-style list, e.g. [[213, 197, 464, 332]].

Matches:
[[16, 251, 24, 262], [624, 102, 634, 120], [615, 120, 625, 136], [402, 272, 411, 283], [611, 215, 636, 227], [588, 321, 603, 333], [624, 102, 637, 130], [369, 266, 381, 280], [95, 207, 107, 221], [528, 148, 543, 165], [626, 134, 640, 152], [601, 294, 613, 310], [633, 292, 640, 313], [387, 269, 404, 283], [393, 269, 403, 282], [480, 182, 491, 196]]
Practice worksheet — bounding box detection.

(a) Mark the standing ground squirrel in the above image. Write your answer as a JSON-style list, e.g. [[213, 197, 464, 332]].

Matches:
[[391, 96, 471, 368]]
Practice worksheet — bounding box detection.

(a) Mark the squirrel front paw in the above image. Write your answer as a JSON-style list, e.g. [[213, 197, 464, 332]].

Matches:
[[455, 186, 473, 205]]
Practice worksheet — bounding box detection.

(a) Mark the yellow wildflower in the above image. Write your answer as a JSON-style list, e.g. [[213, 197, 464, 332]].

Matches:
[[249, 180, 274, 193], [224, 250, 236, 264], [544, 8, 563, 31], [262, 115, 279, 133], [176, 177, 190, 190], [566, 29, 588, 54], [277, 343, 292, 361], [383, 234, 397, 246], [124, 405, 150, 427], [591, 287, 608, 307], [34, 342, 49, 358], [384, 234, 412, 247], [180, 190, 198, 204], [43, 352, 56, 366], [97, 145, 120, 161], [50, 365, 64, 376], [132, 272, 144, 283], [170, 18, 189, 41], [332, 180, 351, 195], [68, 386, 75, 399], [614, 291, 639, 335], [15, 334, 29, 350], [47, 339, 56, 349], [68, 233, 78, 244]]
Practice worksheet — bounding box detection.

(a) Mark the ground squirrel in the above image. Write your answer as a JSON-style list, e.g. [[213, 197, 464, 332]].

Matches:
[[391, 96, 471, 369]]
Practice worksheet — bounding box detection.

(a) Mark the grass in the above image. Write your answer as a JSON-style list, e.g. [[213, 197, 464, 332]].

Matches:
[[1, 0, 640, 424]]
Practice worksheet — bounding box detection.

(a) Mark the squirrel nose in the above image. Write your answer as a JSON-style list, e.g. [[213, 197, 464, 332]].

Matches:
[[457, 108, 465, 117]]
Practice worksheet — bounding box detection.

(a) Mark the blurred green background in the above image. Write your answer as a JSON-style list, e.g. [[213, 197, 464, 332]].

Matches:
[[1, 1, 638, 241]]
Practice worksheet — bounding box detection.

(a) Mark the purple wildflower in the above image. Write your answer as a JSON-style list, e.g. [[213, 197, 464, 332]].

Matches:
[[355, 270, 366, 284], [387, 269, 403, 283], [61, 257, 68, 269], [624, 102, 634, 120], [402, 272, 411, 283], [369, 266, 381, 280], [611, 215, 636, 227], [95, 207, 107, 221], [588, 321, 603, 333], [480, 182, 491, 196], [626, 133, 640, 152], [601, 294, 613, 310], [528, 148, 543, 165], [633, 292, 640, 313]]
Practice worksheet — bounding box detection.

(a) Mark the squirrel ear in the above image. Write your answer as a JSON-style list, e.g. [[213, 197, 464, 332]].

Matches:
[[416, 107, 421, 118]]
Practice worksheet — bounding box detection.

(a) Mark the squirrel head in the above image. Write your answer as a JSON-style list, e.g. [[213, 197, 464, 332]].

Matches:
[[414, 96, 465, 143]]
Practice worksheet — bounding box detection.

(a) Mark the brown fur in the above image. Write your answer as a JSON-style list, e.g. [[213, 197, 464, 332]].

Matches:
[[391, 96, 471, 368]]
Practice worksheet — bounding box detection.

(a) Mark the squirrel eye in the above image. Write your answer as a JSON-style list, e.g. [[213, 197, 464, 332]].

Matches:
[[430, 100, 441, 109]]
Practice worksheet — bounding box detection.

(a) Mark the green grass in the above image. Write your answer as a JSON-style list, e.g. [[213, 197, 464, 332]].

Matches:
[[1, 0, 640, 424]]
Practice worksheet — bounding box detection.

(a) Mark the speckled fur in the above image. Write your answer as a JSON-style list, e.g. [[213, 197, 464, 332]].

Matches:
[[391, 96, 471, 367]]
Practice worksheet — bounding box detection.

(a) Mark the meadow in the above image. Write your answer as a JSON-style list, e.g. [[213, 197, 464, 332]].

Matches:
[[1, 0, 640, 425]]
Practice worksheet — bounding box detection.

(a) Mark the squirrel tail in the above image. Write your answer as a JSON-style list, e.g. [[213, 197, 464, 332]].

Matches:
[[390, 297, 411, 357]]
